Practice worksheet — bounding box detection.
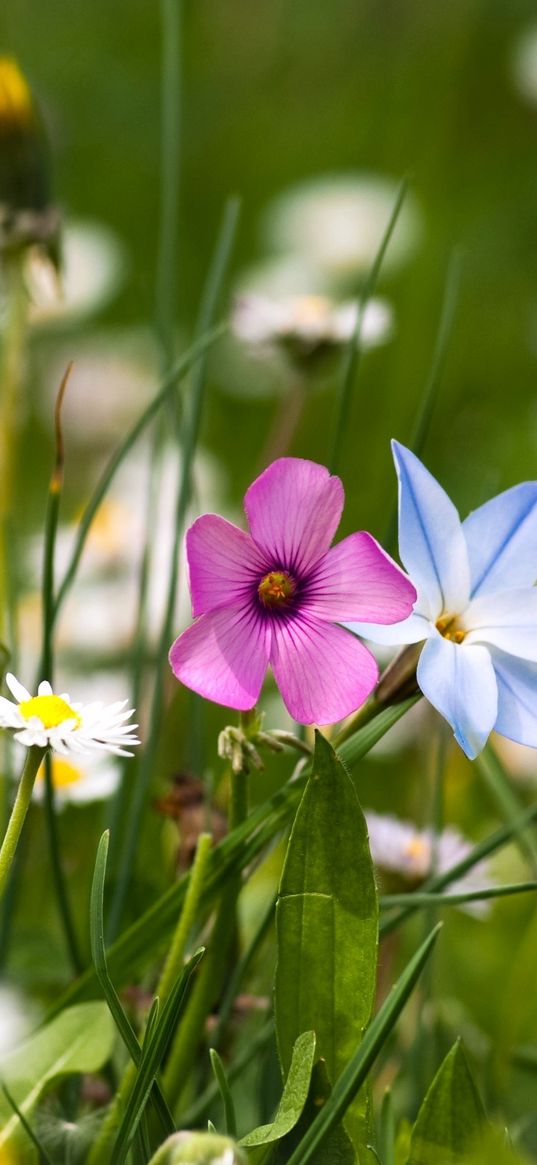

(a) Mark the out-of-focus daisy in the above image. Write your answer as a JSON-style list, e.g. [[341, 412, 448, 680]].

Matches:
[[27, 219, 127, 327], [32, 752, 120, 807], [0, 673, 139, 756], [0, 984, 35, 1064], [511, 24, 537, 107], [262, 173, 422, 285], [232, 292, 393, 357], [365, 810, 493, 916]]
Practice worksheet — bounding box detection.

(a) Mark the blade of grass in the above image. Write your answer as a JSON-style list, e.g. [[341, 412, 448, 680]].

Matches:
[[381, 881, 537, 908], [90, 831, 175, 1137], [50, 323, 223, 630], [380, 800, 537, 937], [285, 924, 442, 1165], [110, 950, 204, 1165], [384, 249, 463, 554], [330, 177, 408, 475], [475, 744, 537, 875], [178, 1017, 274, 1129], [1, 1082, 55, 1165], [210, 1048, 237, 1137], [107, 196, 240, 940]]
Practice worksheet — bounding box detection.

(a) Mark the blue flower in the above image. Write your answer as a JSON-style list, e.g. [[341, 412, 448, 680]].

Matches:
[[348, 441, 537, 759]]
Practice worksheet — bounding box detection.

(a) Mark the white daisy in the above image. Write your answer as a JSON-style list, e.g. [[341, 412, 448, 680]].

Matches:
[[32, 752, 121, 807], [0, 673, 140, 757], [232, 292, 392, 354], [365, 810, 493, 916]]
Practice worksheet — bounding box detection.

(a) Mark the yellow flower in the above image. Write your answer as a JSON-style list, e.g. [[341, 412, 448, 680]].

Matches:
[[0, 57, 34, 135]]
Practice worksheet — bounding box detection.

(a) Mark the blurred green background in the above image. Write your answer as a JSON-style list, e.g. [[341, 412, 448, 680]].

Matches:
[[3, 0, 537, 1152]]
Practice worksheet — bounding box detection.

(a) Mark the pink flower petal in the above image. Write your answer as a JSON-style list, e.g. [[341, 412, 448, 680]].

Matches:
[[244, 458, 344, 576], [270, 614, 378, 724], [186, 515, 269, 617], [169, 603, 270, 711], [302, 532, 417, 623]]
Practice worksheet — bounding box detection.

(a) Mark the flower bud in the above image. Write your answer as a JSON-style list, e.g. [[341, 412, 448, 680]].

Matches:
[[0, 57, 59, 258], [148, 1131, 248, 1165]]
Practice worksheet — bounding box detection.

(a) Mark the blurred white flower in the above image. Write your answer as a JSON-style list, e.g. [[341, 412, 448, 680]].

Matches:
[[38, 327, 155, 446], [32, 751, 120, 807], [262, 173, 422, 285], [0, 985, 35, 1065], [232, 292, 392, 354], [0, 672, 139, 757], [511, 24, 537, 106], [365, 810, 493, 916], [27, 219, 127, 327]]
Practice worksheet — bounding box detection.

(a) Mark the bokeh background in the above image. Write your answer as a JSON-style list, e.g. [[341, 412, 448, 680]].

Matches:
[[3, 0, 537, 1152]]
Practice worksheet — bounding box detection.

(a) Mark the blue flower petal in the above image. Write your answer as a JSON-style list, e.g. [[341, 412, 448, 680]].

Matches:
[[392, 441, 471, 620], [491, 648, 537, 748], [417, 636, 497, 759], [463, 482, 537, 598]]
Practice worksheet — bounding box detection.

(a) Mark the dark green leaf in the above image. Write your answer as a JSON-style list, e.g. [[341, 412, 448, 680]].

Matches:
[[275, 731, 378, 1151], [407, 1041, 487, 1165]]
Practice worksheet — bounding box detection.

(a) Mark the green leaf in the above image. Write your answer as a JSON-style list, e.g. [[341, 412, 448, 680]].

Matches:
[[47, 699, 414, 1020], [285, 924, 441, 1165], [275, 731, 378, 1151], [0, 1001, 115, 1151], [240, 1031, 316, 1149], [268, 1059, 356, 1165], [407, 1041, 487, 1165], [210, 1048, 237, 1139]]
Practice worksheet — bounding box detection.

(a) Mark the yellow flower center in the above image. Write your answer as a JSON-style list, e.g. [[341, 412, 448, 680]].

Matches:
[[0, 58, 34, 133], [258, 570, 296, 609], [36, 757, 83, 788], [18, 695, 81, 730], [404, 837, 431, 864], [436, 613, 466, 644]]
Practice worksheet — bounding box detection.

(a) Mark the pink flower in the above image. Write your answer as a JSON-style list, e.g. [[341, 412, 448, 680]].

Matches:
[[169, 458, 416, 725]]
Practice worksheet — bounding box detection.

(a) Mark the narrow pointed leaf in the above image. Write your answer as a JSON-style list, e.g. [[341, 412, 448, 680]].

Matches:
[[240, 1031, 316, 1148], [407, 1040, 487, 1164], [275, 731, 378, 1151]]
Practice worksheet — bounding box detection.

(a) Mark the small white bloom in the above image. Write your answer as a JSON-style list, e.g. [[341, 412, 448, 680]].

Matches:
[[0, 985, 36, 1064], [232, 292, 392, 354], [365, 810, 493, 916], [0, 673, 140, 757], [27, 219, 127, 328], [510, 24, 537, 107], [261, 173, 422, 283], [32, 752, 121, 807]]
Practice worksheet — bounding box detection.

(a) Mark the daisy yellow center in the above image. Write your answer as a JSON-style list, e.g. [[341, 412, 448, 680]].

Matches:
[[290, 295, 331, 327], [436, 613, 466, 644], [18, 695, 81, 730], [37, 757, 83, 788], [404, 837, 431, 863], [258, 570, 296, 609], [0, 58, 33, 132]]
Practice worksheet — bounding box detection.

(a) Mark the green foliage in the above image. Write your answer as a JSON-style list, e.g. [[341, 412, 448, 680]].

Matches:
[[274, 731, 378, 1151], [240, 1030, 316, 1150], [407, 1041, 487, 1165], [0, 1001, 115, 1154]]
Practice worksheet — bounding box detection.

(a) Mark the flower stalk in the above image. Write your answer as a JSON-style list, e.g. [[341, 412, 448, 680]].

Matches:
[[0, 744, 45, 899]]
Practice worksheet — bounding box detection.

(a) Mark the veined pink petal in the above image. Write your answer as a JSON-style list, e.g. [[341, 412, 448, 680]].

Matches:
[[270, 614, 378, 725], [169, 604, 271, 711], [186, 515, 269, 617], [301, 532, 417, 623], [244, 458, 344, 575]]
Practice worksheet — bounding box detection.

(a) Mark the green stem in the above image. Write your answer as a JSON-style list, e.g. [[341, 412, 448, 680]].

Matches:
[[163, 760, 249, 1109], [0, 745, 45, 899], [157, 831, 212, 1003], [0, 255, 27, 644], [43, 754, 84, 973]]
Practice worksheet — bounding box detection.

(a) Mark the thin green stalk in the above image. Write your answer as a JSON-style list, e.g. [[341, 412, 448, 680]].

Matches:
[[40, 363, 84, 974], [330, 177, 408, 475], [163, 757, 248, 1108], [210, 1048, 237, 1137], [381, 882, 537, 908], [0, 745, 45, 898], [50, 324, 224, 630], [178, 1018, 274, 1128], [1, 1082, 55, 1165], [384, 249, 463, 553], [158, 831, 213, 1003], [0, 254, 27, 642], [155, 0, 182, 361], [107, 198, 240, 939], [476, 744, 537, 876]]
